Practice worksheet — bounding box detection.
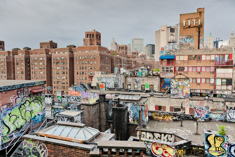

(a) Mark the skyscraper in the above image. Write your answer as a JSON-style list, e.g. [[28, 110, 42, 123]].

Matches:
[[132, 38, 144, 54]]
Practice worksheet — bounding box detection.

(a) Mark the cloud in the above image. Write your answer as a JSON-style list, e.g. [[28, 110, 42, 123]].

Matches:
[[0, 0, 234, 50]]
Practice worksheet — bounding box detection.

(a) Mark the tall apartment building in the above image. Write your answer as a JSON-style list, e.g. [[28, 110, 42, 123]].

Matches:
[[155, 24, 179, 61], [132, 38, 144, 53], [144, 44, 155, 59], [180, 8, 204, 50], [51, 48, 74, 95], [40, 40, 57, 49], [15, 48, 31, 80], [0, 50, 17, 80], [160, 49, 234, 95], [0, 41, 5, 51], [30, 48, 52, 89]]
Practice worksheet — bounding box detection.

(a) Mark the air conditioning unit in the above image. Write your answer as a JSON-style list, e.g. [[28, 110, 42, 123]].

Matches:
[[197, 72, 201, 74], [197, 83, 201, 85]]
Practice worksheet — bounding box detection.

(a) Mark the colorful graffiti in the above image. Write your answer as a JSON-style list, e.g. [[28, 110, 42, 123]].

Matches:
[[229, 144, 235, 157], [1, 94, 45, 145], [205, 133, 229, 157], [171, 79, 190, 98], [227, 109, 235, 122], [152, 112, 180, 121], [209, 112, 225, 121], [194, 106, 209, 120], [180, 36, 195, 49], [151, 143, 175, 157], [23, 139, 48, 157], [137, 130, 175, 143], [126, 101, 148, 124], [97, 76, 122, 88], [176, 149, 186, 157]]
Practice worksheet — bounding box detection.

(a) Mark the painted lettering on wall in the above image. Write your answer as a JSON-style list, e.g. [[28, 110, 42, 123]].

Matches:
[[151, 143, 175, 157], [137, 131, 175, 143], [205, 133, 228, 157], [1, 94, 45, 145], [23, 139, 48, 157]]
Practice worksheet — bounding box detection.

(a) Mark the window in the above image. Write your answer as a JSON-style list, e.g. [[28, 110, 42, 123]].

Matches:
[[210, 78, 214, 84], [227, 79, 232, 85], [206, 67, 210, 72], [189, 67, 192, 72], [197, 78, 201, 83], [202, 55, 206, 60], [193, 78, 196, 83], [189, 56, 193, 60], [193, 67, 196, 72], [202, 67, 206, 72], [206, 78, 210, 83], [221, 79, 226, 85], [149, 85, 154, 91], [179, 67, 184, 71], [206, 55, 210, 60], [211, 55, 215, 60], [216, 79, 221, 85], [197, 55, 201, 60], [180, 56, 184, 60], [176, 56, 180, 60], [184, 67, 187, 72], [211, 67, 214, 72], [155, 105, 163, 111], [201, 78, 205, 83], [197, 67, 201, 72]]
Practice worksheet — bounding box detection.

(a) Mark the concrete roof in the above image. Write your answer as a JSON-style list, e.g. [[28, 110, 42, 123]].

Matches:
[[57, 110, 83, 117], [0, 80, 46, 92], [0, 80, 45, 87], [23, 134, 95, 150], [98, 140, 146, 150]]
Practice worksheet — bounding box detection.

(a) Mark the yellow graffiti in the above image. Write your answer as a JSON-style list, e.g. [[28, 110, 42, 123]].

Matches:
[[152, 113, 172, 121], [207, 134, 226, 156], [176, 149, 186, 157], [151, 143, 175, 157]]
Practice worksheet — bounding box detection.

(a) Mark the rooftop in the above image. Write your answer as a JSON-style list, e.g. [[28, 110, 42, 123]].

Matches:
[[0, 80, 46, 92]]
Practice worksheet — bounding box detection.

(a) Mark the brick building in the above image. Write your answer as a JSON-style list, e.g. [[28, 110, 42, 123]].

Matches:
[[160, 49, 234, 95], [180, 8, 204, 50], [50, 48, 74, 95], [0, 50, 18, 80], [0, 30, 157, 97], [14, 48, 31, 80], [0, 41, 5, 51], [30, 48, 52, 89]]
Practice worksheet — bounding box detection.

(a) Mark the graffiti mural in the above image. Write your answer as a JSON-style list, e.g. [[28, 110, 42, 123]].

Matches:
[[171, 78, 190, 98], [205, 133, 229, 157], [209, 112, 225, 121], [1, 94, 45, 146], [137, 130, 175, 143], [126, 101, 148, 125], [229, 144, 235, 157], [180, 36, 195, 49], [97, 76, 122, 89], [194, 106, 209, 120], [227, 108, 235, 122], [152, 112, 180, 121], [151, 143, 175, 157], [23, 139, 48, 157]]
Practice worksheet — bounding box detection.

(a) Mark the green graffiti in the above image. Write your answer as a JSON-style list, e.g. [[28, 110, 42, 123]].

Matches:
[[1, 96, 45, 139], [23, 139, 48, 157]]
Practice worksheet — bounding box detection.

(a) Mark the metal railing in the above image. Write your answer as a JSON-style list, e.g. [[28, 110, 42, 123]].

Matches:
[[5, 119, 32, 156]]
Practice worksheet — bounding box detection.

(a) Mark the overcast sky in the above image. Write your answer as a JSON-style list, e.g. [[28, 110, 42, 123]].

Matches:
[[0, 0, 235, 50]]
